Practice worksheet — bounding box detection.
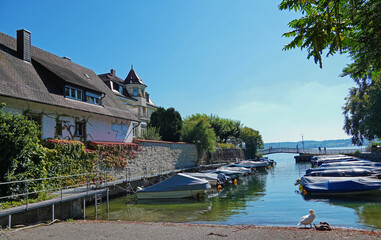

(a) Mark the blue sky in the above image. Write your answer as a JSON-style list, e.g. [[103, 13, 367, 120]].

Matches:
[[0, 0, 355, 143]]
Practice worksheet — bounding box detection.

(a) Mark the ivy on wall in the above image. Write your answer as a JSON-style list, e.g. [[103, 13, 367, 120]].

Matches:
[[90, 143, 142, 169]]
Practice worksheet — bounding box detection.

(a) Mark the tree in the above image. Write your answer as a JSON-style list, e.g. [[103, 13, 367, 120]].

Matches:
[[240, 127, 264, 159], [181, 118, 217, 152], [279, 0, 381, 144], [149, 107, 182, 142], [184, 114, 242, 144]]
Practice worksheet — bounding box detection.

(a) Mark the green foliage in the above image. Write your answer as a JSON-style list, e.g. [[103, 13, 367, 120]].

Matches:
[[217, 143, 238, 149], [279, 0, 381, 145], [184, 114, 242, 144], [141, 126, 162, 141], [241, 127, 264, 159], [0, 104, 46, 195], [149, 107, 182, 142], [44, 140, 96, 176], [181, 118, 217, 152]]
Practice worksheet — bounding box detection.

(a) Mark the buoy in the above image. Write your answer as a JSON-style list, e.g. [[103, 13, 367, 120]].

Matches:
[[234, 179, 238, 185], [217, 185, 222, 190], [299, 184, 303, 191]]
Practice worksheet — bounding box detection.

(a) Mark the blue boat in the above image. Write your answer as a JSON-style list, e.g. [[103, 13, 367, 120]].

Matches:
[[299, 176, 381, 195]]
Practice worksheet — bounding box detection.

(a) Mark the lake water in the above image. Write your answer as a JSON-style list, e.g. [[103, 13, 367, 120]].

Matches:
[[86, 153, 381, 230]]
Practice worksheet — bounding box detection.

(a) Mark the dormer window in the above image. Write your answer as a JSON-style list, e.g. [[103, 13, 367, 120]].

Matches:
[[65, 86, 83, 101], [86, 91, 101, 105], [133, 87, 138, 96], [119, 85, 123, 94], [65, 85, 101, 105]]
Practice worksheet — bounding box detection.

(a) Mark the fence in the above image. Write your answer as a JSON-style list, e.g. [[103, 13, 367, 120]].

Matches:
[[259, 147, 367, 155]]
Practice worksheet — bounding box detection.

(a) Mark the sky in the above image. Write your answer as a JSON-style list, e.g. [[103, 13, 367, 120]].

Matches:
[[0, 0, 356, 143]]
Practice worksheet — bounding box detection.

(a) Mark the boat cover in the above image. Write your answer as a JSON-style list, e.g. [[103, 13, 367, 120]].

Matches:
[[305, 168, 375, 177], [306, 166, 381, 174], [238, 161, 270, 168], [319, 161, 381, 168], [300, 176, 381, 194], [139, 173, 210, 192], [183, 172, 224, 181]]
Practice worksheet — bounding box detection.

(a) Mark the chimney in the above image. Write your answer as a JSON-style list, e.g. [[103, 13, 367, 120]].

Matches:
[[110, 69, 116, 76], [17, 29, 32, 62]]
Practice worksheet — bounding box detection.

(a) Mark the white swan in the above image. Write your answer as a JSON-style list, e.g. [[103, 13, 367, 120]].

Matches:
[[298, 209, 315, 227]]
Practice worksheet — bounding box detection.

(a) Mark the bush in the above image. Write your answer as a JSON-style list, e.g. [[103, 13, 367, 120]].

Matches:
[[0, 103, 46, 196]]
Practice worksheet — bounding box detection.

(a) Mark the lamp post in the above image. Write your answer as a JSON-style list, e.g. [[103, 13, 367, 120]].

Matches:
[[302, 134, 305, 151]]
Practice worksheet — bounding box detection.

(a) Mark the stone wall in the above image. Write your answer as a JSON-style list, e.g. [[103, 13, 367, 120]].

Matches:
[[201, 149, 246, 165], [126, 140, 198, 177]]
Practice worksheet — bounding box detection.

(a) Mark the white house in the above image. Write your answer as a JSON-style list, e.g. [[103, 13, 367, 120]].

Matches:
[[0, 29, 139, 143], [99, 67, 158, 137]]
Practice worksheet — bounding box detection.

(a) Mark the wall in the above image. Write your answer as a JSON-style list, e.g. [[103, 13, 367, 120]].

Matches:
[[124, 139, 198, 178], [0, 96, 134, 142], [201, 149, 246, 165]]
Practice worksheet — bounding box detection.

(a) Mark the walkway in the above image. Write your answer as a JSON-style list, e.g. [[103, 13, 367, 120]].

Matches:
[[259, 147, 366, 155]]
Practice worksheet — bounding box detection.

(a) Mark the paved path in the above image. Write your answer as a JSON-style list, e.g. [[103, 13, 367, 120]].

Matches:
[[3, 220, 380, 240]]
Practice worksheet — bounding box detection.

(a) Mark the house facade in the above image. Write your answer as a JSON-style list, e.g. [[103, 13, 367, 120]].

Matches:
[[99, 67, 158, 137], [0, 29, 139, 143]]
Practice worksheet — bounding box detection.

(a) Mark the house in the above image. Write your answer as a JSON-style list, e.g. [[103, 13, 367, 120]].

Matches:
[[0, 29, 139, 143], [98, 66, 158, 137]]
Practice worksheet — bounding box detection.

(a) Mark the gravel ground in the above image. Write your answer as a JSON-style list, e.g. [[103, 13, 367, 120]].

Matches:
[[3, 220, 380, 240]]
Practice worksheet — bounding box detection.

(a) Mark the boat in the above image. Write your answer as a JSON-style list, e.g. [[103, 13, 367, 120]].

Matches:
[[136, 173, 211, 199], [306, 166, 381, 175], [218, 166, 252, 175], [182, 172, 227, 186], [203, 168, 243, 179], [299, 176, 381, 195], [310, 155, 359, 167], [305, 168, 379, 177], [237, 160, 271, 168], [319, 161, 381, 168]]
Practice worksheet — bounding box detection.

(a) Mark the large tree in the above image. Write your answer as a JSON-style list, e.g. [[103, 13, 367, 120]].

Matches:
[[279, 0, 381, 144], [240, 127, 264, 159], [149, 107, 182, 142], [181, 118, 217, 152], [185, 114, 242, 144]]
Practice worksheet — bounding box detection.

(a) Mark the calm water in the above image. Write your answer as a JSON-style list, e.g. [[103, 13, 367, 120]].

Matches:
[[86, 153, 381, 230]]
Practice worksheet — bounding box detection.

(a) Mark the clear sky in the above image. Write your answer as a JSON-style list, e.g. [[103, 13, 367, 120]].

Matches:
[[0, 0, 355, 143]]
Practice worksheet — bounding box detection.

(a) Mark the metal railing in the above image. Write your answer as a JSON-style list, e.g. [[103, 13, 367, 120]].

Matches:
[[259, 147, 367, 155], [0, 171, 109, 211]]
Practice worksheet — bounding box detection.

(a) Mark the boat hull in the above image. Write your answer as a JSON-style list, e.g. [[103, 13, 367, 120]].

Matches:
[[136, 189, 207, 199]]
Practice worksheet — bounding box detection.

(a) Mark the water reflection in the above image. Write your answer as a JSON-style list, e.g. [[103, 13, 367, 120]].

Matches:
[[86, 153, 381, 230], [301, 194, 381, 229], [86, 175, 266, 223]]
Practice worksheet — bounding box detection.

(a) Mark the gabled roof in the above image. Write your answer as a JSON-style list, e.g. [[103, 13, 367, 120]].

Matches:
[[0, 31, 138, 122], [98, 70, 136, 101], [124, 66, 146, 86]]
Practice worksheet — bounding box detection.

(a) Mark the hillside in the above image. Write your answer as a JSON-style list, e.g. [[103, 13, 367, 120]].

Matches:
[[264, 138, 369, 149]]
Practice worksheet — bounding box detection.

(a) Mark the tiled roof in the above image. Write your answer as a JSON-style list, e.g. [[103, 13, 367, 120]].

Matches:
[[124, 67, 146, 86], [98, 71, 137, 101], [0, 31, 138, 122]]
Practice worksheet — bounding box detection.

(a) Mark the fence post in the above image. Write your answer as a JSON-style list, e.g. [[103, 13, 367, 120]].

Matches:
[[60, 178, 63, 202], [25, 181, 29, 210], [8, 215, 11, 230], [83, 197, 86, 219]]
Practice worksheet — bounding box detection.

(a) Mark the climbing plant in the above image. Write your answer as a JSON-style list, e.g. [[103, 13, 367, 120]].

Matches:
[[90, 143, 142, 169]]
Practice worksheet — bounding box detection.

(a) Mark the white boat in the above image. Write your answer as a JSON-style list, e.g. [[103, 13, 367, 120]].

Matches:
[[218, 166, 252, 175], [238, 160, 270, 168], [183, 172, 226, 186], [136, 173, 211, 199]]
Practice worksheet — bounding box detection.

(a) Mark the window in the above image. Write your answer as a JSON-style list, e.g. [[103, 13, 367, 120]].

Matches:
[[133, 87, 138, 96], [86, 91, 101, 105], [65, 86, 83, 101], [75, 121, 85, 137], [55, 120, 63, 136], [119, 85, 123, 94]]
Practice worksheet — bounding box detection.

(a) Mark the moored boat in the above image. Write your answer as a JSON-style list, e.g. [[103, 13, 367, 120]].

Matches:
[[299, 176, 381, 195], [182, 172, 227, 186], [136, 173, 211, 199]]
